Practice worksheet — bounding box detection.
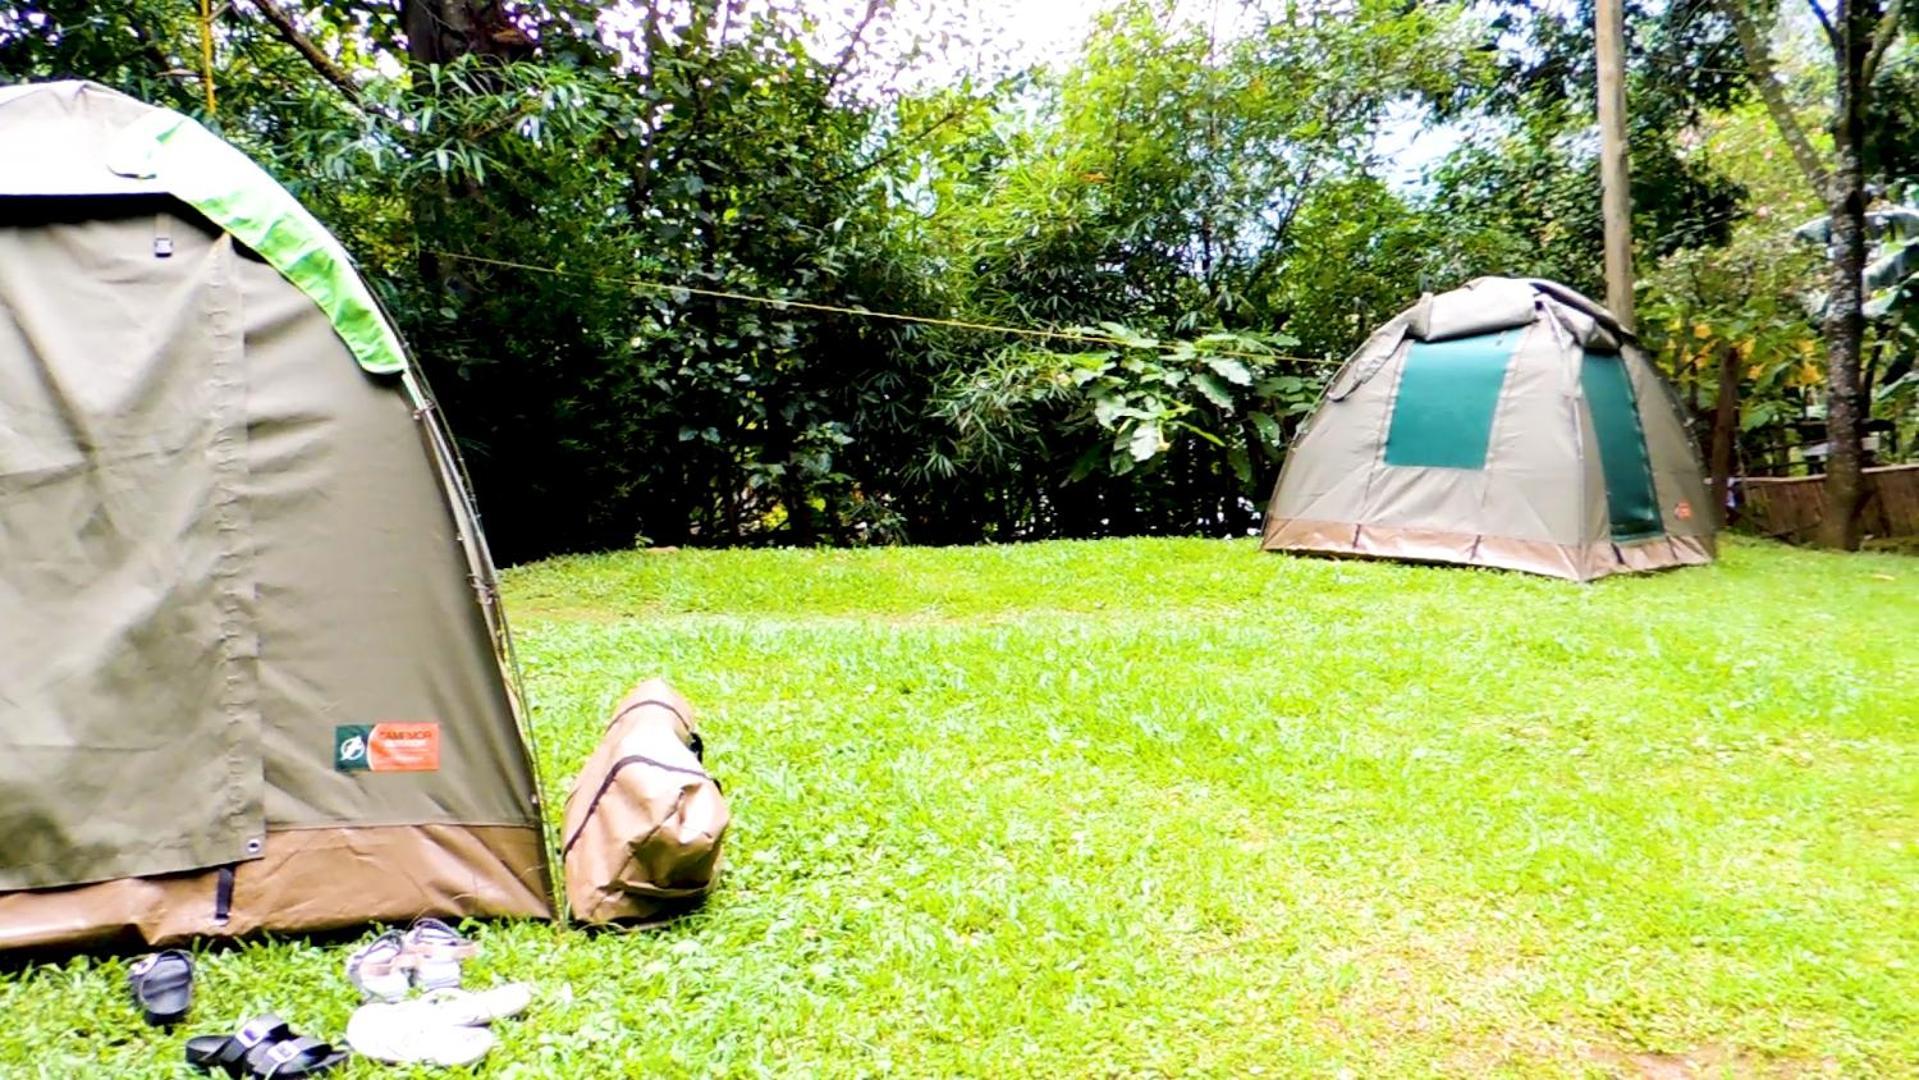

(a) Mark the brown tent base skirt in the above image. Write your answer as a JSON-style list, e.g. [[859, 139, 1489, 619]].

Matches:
[[1264, 518, 1715, 582], [0, 824, 550, 952]]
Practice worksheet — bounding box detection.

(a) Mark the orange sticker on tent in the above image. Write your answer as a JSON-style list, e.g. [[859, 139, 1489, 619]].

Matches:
[[337, 723, 440, 772], [366, 723, 440, 771]]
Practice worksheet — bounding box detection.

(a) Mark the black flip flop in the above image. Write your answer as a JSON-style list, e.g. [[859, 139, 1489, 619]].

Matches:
[[186, 1015, 347, 1079], [127, 949, 194, 1026]]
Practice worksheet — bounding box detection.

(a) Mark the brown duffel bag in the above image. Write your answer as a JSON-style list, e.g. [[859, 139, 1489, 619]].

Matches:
[[561, 678, 730, 924]]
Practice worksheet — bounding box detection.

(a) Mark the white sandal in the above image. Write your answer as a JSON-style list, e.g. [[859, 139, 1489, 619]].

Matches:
[[398, 918, 480, 991], [411, 984, 534, 1026], [345, 931, 410, 1002], [345, 1000, 499, 1067], [347, 919, 483, 1001]]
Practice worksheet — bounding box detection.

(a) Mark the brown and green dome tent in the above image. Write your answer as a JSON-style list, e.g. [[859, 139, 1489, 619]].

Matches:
[[1263, 277, 1716, 581], [0, 81, 551, 949]]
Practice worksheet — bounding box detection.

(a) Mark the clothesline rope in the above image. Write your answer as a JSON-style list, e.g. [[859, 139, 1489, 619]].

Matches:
[[425, 249, 1343, 367]]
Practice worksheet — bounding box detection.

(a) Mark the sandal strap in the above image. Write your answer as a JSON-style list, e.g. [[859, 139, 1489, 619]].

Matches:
[[401, 919, 478, 962], [130, 950, 193, 1010], [404, 940, 477, 962], [193, 1015, 290, 1076], [248, 1035, 336, 1078], [137, 966, 193, 994], [130, 949, 191, 982], [230, 1015, 292, 1056]]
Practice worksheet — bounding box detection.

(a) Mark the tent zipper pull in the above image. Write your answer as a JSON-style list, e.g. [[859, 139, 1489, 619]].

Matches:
[[152, 213, 174, 258]]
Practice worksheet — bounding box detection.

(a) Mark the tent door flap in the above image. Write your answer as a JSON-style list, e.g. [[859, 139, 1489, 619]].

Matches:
[[1580, 352, 1664, 542], [0, 216, 265, 889]]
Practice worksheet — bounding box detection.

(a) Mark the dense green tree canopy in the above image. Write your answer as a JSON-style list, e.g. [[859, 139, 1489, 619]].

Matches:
[[3, 0, 1912, 557]]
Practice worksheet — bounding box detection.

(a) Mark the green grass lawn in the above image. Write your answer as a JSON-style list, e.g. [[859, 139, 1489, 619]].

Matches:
[[3, 537, 1915, 1077]]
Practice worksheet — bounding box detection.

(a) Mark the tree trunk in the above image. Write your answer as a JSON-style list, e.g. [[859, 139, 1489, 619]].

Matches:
[[402, 0, 532, 68], [400, 0, 532, 285], [1818, 3, 1874, 551], [1718, 0, 1830, 194], [1710, 344, 1739, 527]]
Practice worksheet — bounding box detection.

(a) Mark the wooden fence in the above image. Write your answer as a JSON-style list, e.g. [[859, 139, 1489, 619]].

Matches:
[[1738, 463, 1919, 542]]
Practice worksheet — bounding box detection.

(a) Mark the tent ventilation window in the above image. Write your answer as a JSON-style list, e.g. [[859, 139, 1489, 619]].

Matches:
[[1382, 328, 1520, 470]]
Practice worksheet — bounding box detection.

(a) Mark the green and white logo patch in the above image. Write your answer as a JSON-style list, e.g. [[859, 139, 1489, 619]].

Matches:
[[334, 725, 372, 772]]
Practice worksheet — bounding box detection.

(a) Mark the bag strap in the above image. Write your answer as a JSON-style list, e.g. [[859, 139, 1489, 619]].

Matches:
[[606, 696, 702, 759], [561, 753, 719, 859]]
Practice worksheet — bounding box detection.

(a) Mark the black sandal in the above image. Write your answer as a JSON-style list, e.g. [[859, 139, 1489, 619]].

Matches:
[[186, 1015, 346, 1077], [187, 1015, 291, 1077], [244, 1034, 347, 1078], [127, 949, 194, 1026]]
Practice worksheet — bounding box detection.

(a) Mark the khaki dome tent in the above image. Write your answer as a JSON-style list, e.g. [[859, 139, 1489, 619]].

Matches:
[[0, 81, 551, 950], [1262, 277, 1715, 581]]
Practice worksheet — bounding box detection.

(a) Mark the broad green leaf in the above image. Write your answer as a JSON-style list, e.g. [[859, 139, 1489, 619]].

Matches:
[[1194, 373, 1235, 409], [1129, 421, 1164, 461], [1228, 444, 1253, 485], [1250, 412, 1282, 446], [1205, 356, 1254, 386], [1096, 322, 1160, 350]]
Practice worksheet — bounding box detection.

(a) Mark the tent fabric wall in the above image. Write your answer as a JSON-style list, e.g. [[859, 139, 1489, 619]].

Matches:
[[0, 84, 551, 950], [1263, 277, 1715, 582]]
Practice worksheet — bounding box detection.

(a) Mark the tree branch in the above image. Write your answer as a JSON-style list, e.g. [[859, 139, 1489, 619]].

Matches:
[[1718, 0, 1832, 201], [816, 97, 984, 188], [1804, 0, 1839, 51], [126, 19, 185, 84], [822, 0, 884, 103], [242, 0, 367, 108], [1863, 0, 1905, 85]]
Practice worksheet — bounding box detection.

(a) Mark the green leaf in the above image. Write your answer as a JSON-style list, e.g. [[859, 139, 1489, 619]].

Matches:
[[1205, 356, 1254, 386], [1096, 322, 1160, 350], [1129, 421, 1164, 461], [1250, 412, 1282, 447], [1194, 373, 1236, 410], [1067, 443, 1106, 482], [1228, 444, 1253, 485]]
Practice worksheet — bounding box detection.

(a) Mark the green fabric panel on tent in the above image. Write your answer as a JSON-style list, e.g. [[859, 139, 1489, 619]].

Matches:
[[1580, 352, 1664, 542], [1382, 329, 1518, 469], [116, 111, 409, 376]]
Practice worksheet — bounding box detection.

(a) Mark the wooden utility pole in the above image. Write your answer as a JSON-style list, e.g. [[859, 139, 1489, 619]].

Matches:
[[1595, 0, 1634, 329]]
